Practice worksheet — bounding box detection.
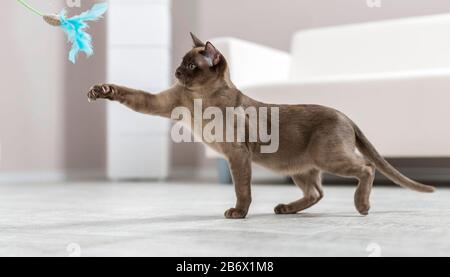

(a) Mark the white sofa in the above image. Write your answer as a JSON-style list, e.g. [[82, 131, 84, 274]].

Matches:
[[211, 13, 450, 159]]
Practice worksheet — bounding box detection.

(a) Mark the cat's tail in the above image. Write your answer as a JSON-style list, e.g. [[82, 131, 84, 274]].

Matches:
[[352, 123, 435, 193]]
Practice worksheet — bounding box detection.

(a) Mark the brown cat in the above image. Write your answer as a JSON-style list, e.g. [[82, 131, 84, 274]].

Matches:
[[87, 33, 435, 219]]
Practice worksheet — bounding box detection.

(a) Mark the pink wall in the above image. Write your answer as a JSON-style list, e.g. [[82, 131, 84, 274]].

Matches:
[[0, 0, 106, 178]]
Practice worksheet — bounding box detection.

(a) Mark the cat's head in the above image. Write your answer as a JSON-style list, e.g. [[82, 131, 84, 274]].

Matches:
[[175, 33, 227, 88]]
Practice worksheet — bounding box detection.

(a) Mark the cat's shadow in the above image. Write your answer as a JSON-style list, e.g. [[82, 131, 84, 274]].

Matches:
[[4, 211, 417, 231], [84, 210, 416, 226], [145, 212, 365, 222], [248, 212, 362, 219]]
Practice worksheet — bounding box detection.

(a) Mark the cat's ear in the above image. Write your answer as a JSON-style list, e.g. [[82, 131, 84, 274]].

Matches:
[[204, 41, 221, 67], [190, 32, 205, 47]]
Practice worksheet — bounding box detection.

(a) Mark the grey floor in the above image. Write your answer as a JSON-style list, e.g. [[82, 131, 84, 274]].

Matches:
[[0, 182, 448, 257]]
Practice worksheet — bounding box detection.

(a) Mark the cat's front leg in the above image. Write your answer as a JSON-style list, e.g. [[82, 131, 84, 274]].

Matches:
[[223, 149, 252, 219], [88, 83, 155, 115], [87, 83, 120, 102], [87, 84, 178, 117], [88, 83, 152, 114]]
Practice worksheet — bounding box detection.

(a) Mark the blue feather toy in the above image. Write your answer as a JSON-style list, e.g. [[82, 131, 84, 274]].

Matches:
[[17, 0, 108, 63], [58, 3, 108, 63]]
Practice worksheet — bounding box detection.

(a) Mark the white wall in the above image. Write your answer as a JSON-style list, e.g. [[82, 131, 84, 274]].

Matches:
[[107, 0, 171, 179]]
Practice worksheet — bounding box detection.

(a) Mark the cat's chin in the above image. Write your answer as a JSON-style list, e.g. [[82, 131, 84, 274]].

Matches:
[[176, 80, 187, 87]]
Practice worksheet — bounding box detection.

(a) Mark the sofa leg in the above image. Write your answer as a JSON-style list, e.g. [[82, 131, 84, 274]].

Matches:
[[217, 158, 232, 184]]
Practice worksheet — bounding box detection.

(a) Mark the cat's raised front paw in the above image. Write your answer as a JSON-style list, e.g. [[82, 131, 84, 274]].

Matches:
[[224, 208, 247, 219], [87, 84, 117, 102]]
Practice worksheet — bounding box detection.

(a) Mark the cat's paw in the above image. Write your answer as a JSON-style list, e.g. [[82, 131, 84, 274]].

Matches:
[[224, 208, 247, 219], [87, 84, 117, 102], [274, 203, 297, 214], [354, 192, 370, 216], [355, 202, 370, 216]]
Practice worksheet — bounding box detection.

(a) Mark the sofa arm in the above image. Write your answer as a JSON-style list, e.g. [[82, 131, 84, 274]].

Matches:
[[211, 37, 291, 88]]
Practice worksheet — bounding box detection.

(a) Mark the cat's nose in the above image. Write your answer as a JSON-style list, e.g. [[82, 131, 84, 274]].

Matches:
[[175, 69, 182, 78]]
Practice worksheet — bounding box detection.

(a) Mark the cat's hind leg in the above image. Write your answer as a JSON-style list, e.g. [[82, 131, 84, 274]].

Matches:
[[319, 154, 375, 215], [274, 169, 323, 214]]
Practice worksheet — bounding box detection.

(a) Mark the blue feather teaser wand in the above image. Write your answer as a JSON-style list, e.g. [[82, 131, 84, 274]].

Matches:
[[16, 0, 108, 63]]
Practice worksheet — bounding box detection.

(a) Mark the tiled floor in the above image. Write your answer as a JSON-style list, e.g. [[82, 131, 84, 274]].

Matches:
[[0, 182, 447, 256]]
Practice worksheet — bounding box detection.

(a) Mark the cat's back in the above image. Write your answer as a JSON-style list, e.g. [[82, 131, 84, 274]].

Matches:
[[277, 103, 348, 127]]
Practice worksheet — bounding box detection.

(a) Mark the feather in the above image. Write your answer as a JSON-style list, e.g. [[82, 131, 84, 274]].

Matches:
[[58, 3, 108, 63]]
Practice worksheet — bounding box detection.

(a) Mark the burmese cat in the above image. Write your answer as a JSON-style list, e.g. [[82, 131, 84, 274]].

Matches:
[[87, 33, 435, 219]]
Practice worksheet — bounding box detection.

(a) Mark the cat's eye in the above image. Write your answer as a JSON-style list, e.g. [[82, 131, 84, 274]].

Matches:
[[188, 63, 197, 70]]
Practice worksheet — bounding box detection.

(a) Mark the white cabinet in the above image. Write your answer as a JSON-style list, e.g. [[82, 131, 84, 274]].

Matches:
[[107, 0, 171, 180]]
